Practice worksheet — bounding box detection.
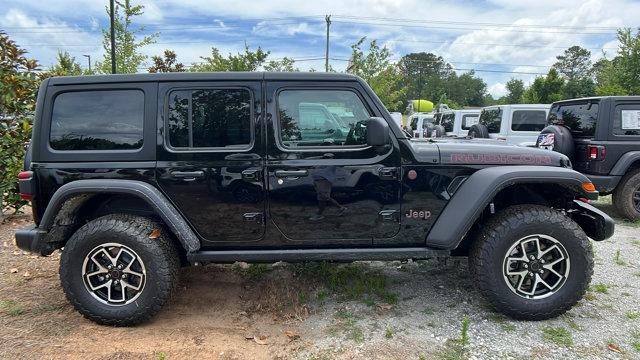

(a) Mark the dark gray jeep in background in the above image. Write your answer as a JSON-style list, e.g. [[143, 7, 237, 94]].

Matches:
[[15, 72, 613, 326]]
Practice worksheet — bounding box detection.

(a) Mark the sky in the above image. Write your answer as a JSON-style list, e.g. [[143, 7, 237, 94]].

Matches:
[[2, 0, 638, 98]]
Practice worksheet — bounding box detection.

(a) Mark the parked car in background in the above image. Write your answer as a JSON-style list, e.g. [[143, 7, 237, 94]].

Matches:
[[536, 96, 640, 220], [407, 112, 435, 138], [468, 104, 550, 146], [433, 109, 480, 137]]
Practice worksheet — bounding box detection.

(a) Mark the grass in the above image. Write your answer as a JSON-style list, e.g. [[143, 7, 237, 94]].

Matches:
[[614, 250, 626, 266], [631, 239, 640, 248], [591, 283, 610, 294], [155, 352, 166, 360], [566, 319, 585, 331], [332, 310, 365, 344], [542, 326, 573, 347], [0, 300, 26, 316], [233, 263, 272, 280], [289, 262, 398, 304], [625, 311, 640, 320], [422, 307, 434, 316], [436, 317, 470, 360], [501, 323, 516, 332], [385, 327, 394, 339], [632, 331, 640, 352]]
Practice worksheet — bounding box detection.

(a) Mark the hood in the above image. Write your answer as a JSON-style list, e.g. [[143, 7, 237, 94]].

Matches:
[[409, 139, 571, 167]]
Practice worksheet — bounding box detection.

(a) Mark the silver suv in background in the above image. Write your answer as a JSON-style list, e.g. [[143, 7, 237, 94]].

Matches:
[[433, 109, 480, 137], [469, 104, 550, 146], [406, 112, 434, 139]]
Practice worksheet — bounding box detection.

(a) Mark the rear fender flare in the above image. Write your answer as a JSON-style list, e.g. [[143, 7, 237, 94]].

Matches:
[[610, 151, 640, 176], [39, 180, 200, 253]]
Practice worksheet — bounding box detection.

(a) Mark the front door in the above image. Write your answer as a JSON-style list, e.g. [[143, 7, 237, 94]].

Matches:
[[156, 81, 266, 246], [266, 83, 402, 245]]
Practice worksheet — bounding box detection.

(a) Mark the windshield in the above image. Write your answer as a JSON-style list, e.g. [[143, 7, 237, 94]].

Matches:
[[548, 101, 599, 138]]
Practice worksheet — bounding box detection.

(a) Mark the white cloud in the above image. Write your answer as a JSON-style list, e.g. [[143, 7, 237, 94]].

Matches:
[[488, 82, 507, 98]]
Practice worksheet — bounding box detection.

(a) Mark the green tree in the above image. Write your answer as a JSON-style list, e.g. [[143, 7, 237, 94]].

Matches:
[[398, 52, 453, 104], [553, 46, 595, 98], [47, 51, 84, 76], [446, 71, 487, 107], [504, 78, 525, 103], [148, 49, 185, 73], [611, 28, 640, 94], [190, 45, 269, 72], [523, 68, 565, 103], [264, 57, 298, 72], [347, 37, 404, 111], [96, 0, 158, 74], [0, 32, 39, 214]]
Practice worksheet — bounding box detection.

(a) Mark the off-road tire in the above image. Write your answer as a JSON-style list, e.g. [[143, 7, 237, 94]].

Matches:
[[468, 124, 489, 138], [60, 214, 180, 326], [469, 205, 593, 320], [434, 125, 446, 138], [612, 168, 640, 220]]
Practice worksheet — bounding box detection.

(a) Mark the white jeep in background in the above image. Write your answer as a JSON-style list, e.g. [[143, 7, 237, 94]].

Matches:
[[468, 104, 550, 146], [406, 112, 435, 139], [433, 109, 481, 137]]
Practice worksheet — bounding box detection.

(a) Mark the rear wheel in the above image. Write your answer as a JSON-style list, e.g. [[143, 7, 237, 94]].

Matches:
[[60, 214, 179, 326], [613, 168, 640, 220], [470, 205, 593, 320]]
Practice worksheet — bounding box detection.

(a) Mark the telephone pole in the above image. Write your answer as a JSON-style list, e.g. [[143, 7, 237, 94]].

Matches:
[[325, 15, 331, 72], [110, 0, 116, 74], [83, 54, 91, 72]]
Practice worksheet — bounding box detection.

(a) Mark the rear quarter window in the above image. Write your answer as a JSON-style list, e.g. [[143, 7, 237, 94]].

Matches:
[[511, 110, 547, 132], [548, 101, 598, 138], [50, 90, 144, 150]]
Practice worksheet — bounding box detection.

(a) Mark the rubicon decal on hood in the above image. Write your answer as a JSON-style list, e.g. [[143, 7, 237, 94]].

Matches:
[[449, 153, 553, 165]]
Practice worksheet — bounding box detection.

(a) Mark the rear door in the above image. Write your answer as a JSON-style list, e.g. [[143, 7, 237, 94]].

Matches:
[[156, 81, 266, 246], [265, 82, 402, 245]]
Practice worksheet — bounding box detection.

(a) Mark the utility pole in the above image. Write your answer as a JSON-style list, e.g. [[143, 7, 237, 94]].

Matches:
[[325, 15, 331, 72], [110, 0, 116, 74], [83, 54, 91, 72]]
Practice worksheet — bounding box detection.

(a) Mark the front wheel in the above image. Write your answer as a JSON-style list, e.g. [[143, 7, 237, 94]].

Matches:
[[470, 205, 593, 320], [60, 214, 180, 326]]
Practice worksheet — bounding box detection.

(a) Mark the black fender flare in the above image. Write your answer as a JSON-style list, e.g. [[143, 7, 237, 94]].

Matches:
[[425, 166, 599, 249], [610, 151, 640, 176], [38, 179, 200, 253]]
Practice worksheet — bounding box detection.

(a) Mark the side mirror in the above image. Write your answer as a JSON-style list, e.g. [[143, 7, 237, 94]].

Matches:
[[366, 117, 390, 146]]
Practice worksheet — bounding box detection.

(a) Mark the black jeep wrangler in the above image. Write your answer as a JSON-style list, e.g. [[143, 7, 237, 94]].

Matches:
[[15, 73, 613, 326], [537, 96, 640, 220]]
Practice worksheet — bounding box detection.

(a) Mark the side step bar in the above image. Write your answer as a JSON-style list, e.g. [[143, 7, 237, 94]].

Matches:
[[187, 247, 450, 264]]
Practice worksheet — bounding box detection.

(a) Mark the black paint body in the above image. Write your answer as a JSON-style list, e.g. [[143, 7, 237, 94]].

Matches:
[[27, 73, 583, 253]]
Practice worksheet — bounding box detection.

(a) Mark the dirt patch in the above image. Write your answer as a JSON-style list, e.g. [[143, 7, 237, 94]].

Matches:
[[1, 199, 639, 359]]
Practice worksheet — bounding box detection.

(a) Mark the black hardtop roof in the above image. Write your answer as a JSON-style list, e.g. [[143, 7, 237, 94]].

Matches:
[[46, 71, 362, 86], [552, 96, 640, 105]]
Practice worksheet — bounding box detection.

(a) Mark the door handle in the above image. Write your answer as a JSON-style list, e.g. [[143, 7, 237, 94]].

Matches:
[[274, 170, 308, 178], [378, 167, 397, 180], [242, 212, 263, 223], [171, 170, 204, 179], [242, 169, 261, 181]]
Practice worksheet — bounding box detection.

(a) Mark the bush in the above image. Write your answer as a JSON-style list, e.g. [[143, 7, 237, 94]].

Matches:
[[0, 31, 40, 214]]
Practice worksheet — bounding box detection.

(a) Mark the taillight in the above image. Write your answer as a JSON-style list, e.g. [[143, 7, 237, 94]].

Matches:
[[17, 171, 33, 200], [588, 146, 605, 161]]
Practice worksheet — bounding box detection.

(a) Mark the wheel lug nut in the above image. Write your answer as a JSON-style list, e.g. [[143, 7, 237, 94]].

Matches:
[[106, 274, 110, 278], [529, 255, 535, 260], [122, 274, 127, 278], [118, 264, 122, 269], [528, 272, 534, 277], [539, 270, 544, 274], [540, 259, 545, 264], [523, 264, 528, 269]]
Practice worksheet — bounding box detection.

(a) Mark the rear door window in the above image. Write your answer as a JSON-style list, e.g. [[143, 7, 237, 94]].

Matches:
[[511, 110, 547, 132], [548, 101, 599, 138], [479, 108, 502, 133], [50, 90, 144, 150], [167, 88, 252, 149], [613, 103, 640, 136]]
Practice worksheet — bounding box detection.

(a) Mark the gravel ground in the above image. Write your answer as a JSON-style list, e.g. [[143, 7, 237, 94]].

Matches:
[[0, 198, 639, 359]]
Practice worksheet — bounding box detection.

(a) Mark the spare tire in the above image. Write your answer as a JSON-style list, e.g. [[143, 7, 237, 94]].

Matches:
[[434, 125, 446, 138], [536, 125, 574, 159], [468, 124, 489, 138], [423, 122, 436, 138]]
